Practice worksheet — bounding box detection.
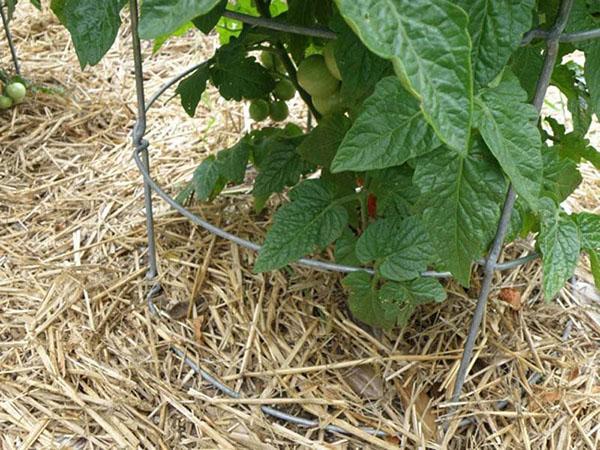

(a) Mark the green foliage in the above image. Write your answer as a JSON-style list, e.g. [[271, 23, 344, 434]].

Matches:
[[298, 113, 351, 168], [334, 0, 473, 153], [210, 39, 276, 101], [193, 0, 227, 34], [54, 0, 600, 328], [538, 198, 581, 300], [355, 217, 435, 282], [50, 0, 124, 69], [254, 179, 350, 272], [414, 141, 507, 285], [474, 72, 542, 208], [138, 0, 222, 39], [343, 272, 446, 329], [331, 77, 440, 172], [176, 63, 211, 117], [455, 0, 535, 87]]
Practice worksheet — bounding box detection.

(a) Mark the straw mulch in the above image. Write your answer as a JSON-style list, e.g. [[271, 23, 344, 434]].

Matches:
[[1, 6, 599, 449]]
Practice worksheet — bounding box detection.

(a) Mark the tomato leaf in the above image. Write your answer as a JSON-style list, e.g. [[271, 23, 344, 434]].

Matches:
[[455, 0, 535, 87], [192, 156, 222, 201], [510, 45, 544, 101], [254, 180, 349, 272], [565, 1, 600, 117], [573, 212, 600, 251], [367, 166, 418, 219], [298, 113, 351, 168], [343, 273, 446, 328], [6, 0, 17, 20], [557, 133, 600, 169], [414, 142, 507, 285], [383, 278, 446, 326], [50, 0, 124, 69], [176, 62, 211, 117], [330, 14, 392, 103], [192, 0, 227, 34], [253, 142, 307, 199], [138, 0, 222, 40], [475, 72, 542, 208], [552, 65, 593, 138], [331, 77, 440, 172], [542, 145, 582, 203], [356, 217, 435, 281], [335, 228, 361, 266], [215, 140, 250, 184], [343, 272, 398, 328], [589, 250, 600, 290], [584, 43, 600, 118], [210, 40, 276, 101], [538, 198, 581, 300], [334, 0, 473, 153]]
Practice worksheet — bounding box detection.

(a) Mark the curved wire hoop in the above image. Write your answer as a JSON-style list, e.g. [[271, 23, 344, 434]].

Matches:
[[139, 61, 539, 278]]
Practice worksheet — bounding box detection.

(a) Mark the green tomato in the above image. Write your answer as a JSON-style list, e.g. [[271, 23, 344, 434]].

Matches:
[[269, 100, 289, 122], [260, 51, 286, 74], [323, 41, 342, 81], [312, 90, 343, 116], [6, 82, 26, 102], [283, 123, 303, 137], [297, 55, 340, 98], [249, 99, 270, 122], [260, 51, 275, 69], [273, 79, 296, 100], [0, 95, 13, 110]]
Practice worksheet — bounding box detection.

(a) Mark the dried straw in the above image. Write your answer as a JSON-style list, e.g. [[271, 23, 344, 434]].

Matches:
[[1, 4, 599, 449]]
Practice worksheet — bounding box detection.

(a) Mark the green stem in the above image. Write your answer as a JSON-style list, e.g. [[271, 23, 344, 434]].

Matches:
[[335, 192, 361, 206]]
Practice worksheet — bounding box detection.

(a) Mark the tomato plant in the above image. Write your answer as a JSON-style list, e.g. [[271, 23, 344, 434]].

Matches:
[[53, 0, 600, 329]]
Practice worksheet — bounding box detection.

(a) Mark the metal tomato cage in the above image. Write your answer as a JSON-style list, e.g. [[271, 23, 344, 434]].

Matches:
[[0, 0, 20, 75], [126, 0, 595, 438], [2, 0, 595, 439]]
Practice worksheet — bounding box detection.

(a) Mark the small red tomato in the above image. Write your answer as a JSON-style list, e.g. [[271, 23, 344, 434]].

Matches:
[[367, 194, 377, 218]]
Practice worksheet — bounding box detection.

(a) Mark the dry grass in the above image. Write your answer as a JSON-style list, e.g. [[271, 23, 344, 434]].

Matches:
[[1, 5, 599, 449]]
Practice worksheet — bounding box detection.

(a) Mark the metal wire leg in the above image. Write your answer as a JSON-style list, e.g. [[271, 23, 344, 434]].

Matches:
[[447, 0, 575, 423], [0, 0, 20, 75], [139, 140, 159, 279], [129, 0, 157, 279]]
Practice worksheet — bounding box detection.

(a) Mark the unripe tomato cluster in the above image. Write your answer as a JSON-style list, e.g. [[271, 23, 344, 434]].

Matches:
[[0, 81, 27, 110], [249, 42, 345, 123], [249, 51, 297, 123], [297, 41, 343, 115]]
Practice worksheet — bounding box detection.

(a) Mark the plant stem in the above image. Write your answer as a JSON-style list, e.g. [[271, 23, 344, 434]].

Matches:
[[222, 10, 336, 40], [223, 9, 599, 45], [448, 0, 574, 423], [522, 26, 600, 45]]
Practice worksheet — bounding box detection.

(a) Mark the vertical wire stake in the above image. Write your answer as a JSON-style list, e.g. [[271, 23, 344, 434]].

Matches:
[[0, 0, 20, 75], [447, 0, 574, 426], [129, 0, 158, 279]]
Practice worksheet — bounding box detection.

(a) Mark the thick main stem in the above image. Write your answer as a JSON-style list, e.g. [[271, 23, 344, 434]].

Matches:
[[449, 0, 574, 410], [0, 0, 20, 75]]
